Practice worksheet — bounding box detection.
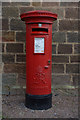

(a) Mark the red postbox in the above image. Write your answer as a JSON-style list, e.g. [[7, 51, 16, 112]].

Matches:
[[20, 10, 57, 110]]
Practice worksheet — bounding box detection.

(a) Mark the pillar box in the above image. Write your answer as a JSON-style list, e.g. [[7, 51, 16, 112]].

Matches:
[[20, 10, 57, 110]]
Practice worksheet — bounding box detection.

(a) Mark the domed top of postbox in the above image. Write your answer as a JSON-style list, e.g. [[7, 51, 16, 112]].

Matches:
[[20, 10, 57, 24]]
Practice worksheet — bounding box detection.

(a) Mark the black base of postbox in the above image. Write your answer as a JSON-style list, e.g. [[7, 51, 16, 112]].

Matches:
[[25, 93, 52, 110]]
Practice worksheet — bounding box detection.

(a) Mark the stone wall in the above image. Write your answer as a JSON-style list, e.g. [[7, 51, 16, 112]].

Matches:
[[2, 2, 80, 94]]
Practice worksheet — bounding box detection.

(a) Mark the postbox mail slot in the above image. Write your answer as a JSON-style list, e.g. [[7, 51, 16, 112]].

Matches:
[[32, 28, 48, 34]]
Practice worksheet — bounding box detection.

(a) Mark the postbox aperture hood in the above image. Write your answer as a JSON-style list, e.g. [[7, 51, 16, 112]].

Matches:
[[20, 10, 57, 24]]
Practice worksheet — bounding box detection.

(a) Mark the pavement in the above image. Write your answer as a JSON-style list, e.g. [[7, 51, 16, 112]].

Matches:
[[2, 88, 78, 119]]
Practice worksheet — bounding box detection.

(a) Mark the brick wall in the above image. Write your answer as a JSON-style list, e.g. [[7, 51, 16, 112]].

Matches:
[[2, 2, 80, 95]]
